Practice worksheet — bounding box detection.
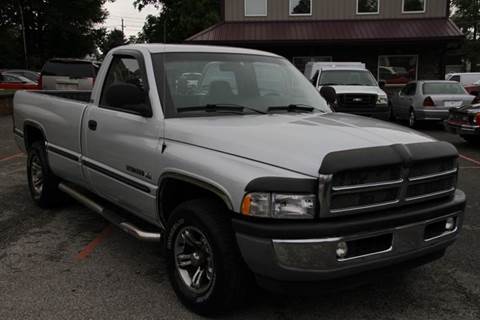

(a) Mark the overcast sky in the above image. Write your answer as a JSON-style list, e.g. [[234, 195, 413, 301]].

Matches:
[[103, 1, 160, 37]]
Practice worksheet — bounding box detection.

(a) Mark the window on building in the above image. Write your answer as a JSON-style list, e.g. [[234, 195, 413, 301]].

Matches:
[[290, 0, 312, 16], [245, 0, 267, 16], [403, 0, 426, 13], [378, 55, 418, 85], [357, 0, 379, 14], [292, 56, 332, 73]]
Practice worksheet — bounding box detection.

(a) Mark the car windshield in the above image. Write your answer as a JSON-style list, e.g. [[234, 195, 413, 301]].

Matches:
[[319, 70, 377, 86], [153, 53, 330, 117], [423, 83, 466, 95]]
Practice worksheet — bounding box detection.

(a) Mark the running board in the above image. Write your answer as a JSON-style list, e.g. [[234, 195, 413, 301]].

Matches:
[[59, 183, 162, 242]]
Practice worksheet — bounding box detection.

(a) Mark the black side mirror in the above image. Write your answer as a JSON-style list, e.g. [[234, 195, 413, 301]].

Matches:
[[379, 80, 386, 90], [320, 86, 337, 108], [105, 82, 151, 116]]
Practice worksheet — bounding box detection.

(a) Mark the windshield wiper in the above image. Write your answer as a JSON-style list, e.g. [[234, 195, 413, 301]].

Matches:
[[178, 104, 266, 114], [267, 104, 316, 113], [320, 83, 339, 86]]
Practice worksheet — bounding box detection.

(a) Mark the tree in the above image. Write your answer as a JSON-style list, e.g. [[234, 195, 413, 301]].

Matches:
[[0, 0, 110, 69], [99, 29, 127, 56], [451, 0, 480, 70], [134, 0, 221, 43]]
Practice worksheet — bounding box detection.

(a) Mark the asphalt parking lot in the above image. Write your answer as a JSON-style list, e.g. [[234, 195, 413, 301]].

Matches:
[[1, 114, 479, 320]]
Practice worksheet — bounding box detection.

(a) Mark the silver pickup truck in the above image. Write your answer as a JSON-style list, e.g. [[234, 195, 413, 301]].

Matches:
[[13, 44, 466, 315]]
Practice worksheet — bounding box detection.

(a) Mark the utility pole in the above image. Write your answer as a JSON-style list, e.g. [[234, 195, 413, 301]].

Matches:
[[121, 18, 125, 36], [18, 1, 28, 69]]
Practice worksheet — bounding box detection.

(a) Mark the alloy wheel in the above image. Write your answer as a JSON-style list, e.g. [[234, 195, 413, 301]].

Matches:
[[30, 154, 44, 196], [174, 226, 215, 294]]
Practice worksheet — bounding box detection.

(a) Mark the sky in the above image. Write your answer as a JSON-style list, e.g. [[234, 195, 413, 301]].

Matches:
[[103, 0, 160, 37]]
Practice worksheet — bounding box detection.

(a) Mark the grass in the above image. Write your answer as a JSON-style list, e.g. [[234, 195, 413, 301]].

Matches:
[[0, 90, 15, 96]]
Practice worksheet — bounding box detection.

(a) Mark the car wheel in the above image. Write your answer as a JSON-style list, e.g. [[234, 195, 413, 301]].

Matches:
[[27, 141, 64, 208], [461, 135, 478, 144], [408, 109, 417, 128], [165, 199, 251, 316]]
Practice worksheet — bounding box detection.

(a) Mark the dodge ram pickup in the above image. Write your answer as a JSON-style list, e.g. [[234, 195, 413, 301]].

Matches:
[[13, 44, 466, 315]]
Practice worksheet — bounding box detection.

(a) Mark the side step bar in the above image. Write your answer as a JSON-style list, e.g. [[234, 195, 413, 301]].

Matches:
[[59, 183, 162, 242]]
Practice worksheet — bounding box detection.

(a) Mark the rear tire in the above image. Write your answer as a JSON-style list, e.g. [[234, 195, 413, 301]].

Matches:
[[27, 141, 64, 208], [165, 199, 251, 316]]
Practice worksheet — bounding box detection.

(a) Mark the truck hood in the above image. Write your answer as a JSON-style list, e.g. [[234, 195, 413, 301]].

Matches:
[[166, 113, 435, 177], [329, 85, 386, 96]]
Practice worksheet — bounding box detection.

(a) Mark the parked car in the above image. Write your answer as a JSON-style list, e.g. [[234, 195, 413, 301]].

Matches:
[[446, 72, 480, 86], [14, 44, 465, 315], [305, 62, 390, 120], [464, 79, 480, 96], [40, 58, 100, 90], [445, 104, 480, 143], [390, 81, 477, 127], [0, 72, 39, 90], [3, 69, 40, 82]]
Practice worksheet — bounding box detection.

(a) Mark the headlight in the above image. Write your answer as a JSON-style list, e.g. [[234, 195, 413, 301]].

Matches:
[[241, 193, 316, 219], [376, 95, 388, 105]]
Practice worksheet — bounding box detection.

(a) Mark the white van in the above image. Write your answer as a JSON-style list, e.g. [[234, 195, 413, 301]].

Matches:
[[445, 73, 480, 86], [305, 62, 390, 120]]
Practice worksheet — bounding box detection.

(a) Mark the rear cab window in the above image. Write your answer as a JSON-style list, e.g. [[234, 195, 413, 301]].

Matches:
[[423, 83, 466, 95], [42, 60, 97, 78]]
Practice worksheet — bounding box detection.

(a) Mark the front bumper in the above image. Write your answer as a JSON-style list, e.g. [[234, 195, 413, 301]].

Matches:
[[233, 190, 465, 283], [335, 104, 390, 120], [444, 121, 480, 136]]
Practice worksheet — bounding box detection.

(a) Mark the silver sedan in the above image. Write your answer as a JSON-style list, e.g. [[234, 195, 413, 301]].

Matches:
[[391, 80, 476, 127]]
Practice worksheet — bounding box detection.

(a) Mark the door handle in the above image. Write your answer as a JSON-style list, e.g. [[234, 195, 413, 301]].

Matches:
[[88, 120, 97, 131]]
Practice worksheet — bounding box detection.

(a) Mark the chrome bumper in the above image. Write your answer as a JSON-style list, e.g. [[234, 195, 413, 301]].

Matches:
[[272, 212, 460, 271], [235, 209, 463, 282]]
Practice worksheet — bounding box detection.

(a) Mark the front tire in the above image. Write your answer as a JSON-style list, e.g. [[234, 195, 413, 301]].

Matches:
[[165, 199, 251, 315], [461, 135, 478, 144], [27, 141, 64, 208]]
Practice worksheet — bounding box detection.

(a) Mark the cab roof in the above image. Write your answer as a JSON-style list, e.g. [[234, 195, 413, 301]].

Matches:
[[113, 44, 281, 57]]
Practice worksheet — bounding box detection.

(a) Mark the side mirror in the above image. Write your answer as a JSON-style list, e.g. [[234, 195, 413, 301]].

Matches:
[[320, 86, 337, 107], [105, 82, 151, 116], [378, 80, 386, 90]]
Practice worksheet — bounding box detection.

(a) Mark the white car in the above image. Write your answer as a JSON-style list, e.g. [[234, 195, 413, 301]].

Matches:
[[391, 80, 477, 127]]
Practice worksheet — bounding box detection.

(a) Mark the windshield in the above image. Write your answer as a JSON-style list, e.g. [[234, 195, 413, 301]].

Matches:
[[423, 83, 466, 95], [152, 53, 330, 117], [319, 70, 377, 86]]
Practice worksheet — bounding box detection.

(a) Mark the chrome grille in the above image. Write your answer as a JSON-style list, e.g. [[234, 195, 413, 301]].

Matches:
[[337, 94, 377, 107], [320, 157, 458, 217]]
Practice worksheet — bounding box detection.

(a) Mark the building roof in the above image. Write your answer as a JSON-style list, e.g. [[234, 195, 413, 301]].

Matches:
[[186, 18, 464, 44]]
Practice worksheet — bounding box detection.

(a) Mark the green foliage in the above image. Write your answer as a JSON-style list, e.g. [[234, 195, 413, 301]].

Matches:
[[451, 0, 480, 70], [99, 29, 127, 56], [133, 0, 221, 43], [0, 0, 110, 69]]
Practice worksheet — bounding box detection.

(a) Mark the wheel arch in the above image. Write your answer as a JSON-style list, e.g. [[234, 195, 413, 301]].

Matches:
[[23, 120, 47, 150], [157, 172, 234, 224]]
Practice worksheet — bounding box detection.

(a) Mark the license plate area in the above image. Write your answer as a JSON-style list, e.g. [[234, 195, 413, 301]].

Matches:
[[445, 101, 462, 108], [339, 233, 393, 262]]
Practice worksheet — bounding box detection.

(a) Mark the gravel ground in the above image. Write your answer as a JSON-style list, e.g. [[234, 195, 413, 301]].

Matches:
[[0, 115, 479, 320]]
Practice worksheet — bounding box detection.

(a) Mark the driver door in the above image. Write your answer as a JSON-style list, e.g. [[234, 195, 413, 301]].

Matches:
[[82, 52, 162, 222]]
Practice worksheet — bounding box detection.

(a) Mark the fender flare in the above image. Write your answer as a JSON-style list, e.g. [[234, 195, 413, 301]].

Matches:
[[157, 172, 234, 222]]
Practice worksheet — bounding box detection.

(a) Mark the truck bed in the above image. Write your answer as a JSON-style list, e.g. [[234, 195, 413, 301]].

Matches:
[[30, 90, 92, 103]]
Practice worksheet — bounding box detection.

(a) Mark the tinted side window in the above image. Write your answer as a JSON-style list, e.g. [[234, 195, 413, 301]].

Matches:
[[449, 75, 461, 83], [100, 56, 147, 112], [42, 61, 95, 78], [406, 83, 417, 95], [3, 75, 21, 82]]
